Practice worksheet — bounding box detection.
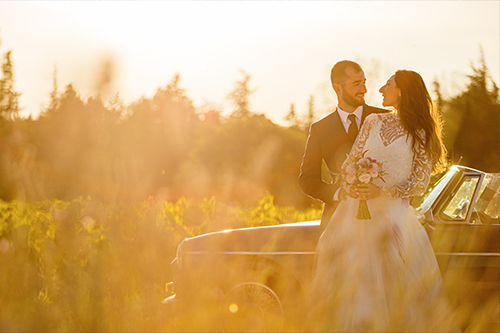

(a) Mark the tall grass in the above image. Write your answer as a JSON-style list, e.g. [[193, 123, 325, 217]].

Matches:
[[0, 194, 320, 332]]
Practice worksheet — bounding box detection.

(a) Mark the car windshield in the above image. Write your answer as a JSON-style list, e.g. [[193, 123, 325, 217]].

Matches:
[[474, 173, 500, 220], [418, 169, 456, 213]]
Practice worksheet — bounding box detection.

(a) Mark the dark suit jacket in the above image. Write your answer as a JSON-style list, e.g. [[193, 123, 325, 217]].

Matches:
[[299, 104, 388, 232]]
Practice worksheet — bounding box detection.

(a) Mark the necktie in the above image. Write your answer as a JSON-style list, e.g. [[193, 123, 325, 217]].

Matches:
[[347, 114, 358, 142]]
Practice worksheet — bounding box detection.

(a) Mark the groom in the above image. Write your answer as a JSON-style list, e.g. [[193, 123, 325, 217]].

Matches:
[[299, 60, 387, 233]]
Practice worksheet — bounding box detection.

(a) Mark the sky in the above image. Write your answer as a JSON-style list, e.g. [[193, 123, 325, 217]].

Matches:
[[0, 1, 498, 124]]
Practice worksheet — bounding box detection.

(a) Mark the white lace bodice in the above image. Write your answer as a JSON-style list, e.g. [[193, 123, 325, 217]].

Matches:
[[345, 112, 432, 198]]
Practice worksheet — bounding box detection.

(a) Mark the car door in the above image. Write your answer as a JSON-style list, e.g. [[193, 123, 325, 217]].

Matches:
[[427, 170, 500, 325]]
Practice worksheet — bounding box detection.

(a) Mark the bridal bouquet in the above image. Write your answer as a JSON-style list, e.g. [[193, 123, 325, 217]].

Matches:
[[341, 151, 385, 219]]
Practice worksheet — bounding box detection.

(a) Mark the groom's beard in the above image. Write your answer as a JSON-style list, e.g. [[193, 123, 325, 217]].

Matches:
[[342, 90, 365, 108]]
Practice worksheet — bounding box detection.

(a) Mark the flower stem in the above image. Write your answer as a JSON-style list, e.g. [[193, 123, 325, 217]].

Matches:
[[357, 200, 371, 220]]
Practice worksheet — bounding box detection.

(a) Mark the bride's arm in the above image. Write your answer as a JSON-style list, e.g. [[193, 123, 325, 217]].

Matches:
[[380, 136, 432, 199]]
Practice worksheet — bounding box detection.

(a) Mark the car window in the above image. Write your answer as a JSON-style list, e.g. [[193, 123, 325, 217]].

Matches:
[[442, 176, 479, 221], [470, 173, 500, 225], [419, 170, 455, 213]]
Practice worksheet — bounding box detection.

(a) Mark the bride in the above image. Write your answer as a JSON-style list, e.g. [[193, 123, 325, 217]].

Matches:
[[307, 70, 459, 332]]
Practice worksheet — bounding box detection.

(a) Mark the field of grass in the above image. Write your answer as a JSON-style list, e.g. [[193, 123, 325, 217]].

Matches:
[[0, 194, 320, 332]]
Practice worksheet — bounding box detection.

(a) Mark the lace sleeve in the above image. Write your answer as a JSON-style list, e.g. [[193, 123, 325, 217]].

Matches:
[[380, 135, 432, 199]]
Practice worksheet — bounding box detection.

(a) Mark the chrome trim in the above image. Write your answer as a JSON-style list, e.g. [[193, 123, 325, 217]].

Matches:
[[435, 252, 500, 257], [439, 221, 468, 225], [162, 294, 177, 305], [183, 251, 316, 255], [184, 251, 500, 257], [184, 251, 500, 256]]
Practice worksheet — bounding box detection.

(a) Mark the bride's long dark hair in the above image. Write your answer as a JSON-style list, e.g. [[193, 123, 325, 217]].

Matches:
[[395, 70, 447, 174]]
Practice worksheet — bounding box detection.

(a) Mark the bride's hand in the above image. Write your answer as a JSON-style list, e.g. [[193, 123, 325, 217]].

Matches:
[[355, 183, 381, 201], [345, 185, 359, 199]]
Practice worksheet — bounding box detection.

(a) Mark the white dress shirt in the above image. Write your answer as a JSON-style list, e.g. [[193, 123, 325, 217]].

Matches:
[[332, 105, 364, 201], [337, 105, 363, 133]]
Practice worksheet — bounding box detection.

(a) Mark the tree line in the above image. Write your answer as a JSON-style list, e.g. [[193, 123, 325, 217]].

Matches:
[[0, 48, 499, 207]]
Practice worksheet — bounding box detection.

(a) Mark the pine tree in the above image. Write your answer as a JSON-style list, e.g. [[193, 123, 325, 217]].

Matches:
[[304, 94, 315, 130], [0, 51, 20, 120], [284, 103, 298, 127], [433, 78, 444, 111], [48, 65, 59, 113], [40, 65, 60, 116], [227, 70, 255, 118], [107, 92, 127, 121], [442, 49, 500, 172]]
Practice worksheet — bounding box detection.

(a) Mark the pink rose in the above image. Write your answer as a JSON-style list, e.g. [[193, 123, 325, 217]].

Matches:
[[346, 164, 356, 177], [357, 158, 368, 167], [368, 163, 379, 177], [358, 173, 372, 183], [346, 174, 356, 184]]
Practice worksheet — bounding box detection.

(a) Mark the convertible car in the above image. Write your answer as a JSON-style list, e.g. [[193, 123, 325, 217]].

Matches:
[[163, 165, 500, 332]]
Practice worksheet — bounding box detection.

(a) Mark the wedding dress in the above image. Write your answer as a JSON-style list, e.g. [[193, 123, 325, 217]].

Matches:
[[308, 112, 458, 332]]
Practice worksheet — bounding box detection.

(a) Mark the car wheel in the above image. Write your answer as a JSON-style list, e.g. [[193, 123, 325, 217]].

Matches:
[[220, 282, 284, 333]]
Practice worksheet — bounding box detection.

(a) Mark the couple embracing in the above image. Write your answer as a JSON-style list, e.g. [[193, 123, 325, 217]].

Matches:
[[299, 61, 459, 332]]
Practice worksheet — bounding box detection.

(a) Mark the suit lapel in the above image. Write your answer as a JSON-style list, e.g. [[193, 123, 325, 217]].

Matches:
[[323, 110, 351, 172], [325, 105, 385, 166], [328, 110, 349, 142], [334, 105, 373, 136], [361, 104, 386, 123], [361, 104, 373, 124]]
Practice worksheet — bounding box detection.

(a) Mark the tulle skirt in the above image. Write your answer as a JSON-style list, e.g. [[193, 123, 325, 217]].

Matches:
[[307, 197, 459, 332]]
